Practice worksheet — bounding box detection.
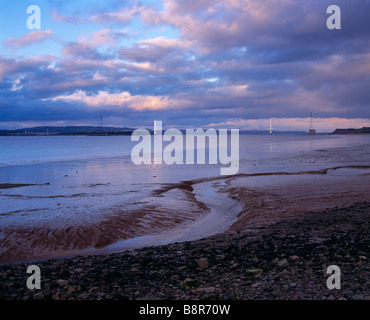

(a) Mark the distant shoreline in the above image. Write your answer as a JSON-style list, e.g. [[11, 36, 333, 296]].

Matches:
[[0, 125, 327, 136], [332, 127, 370, 134], [0, 126, 134, 136], [0, 132, 134, 136], [1, 125, 369, 136]]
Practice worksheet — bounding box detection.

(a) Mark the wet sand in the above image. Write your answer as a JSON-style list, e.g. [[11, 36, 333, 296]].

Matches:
[[0, 201, 369, 300], [0, 183, 38, 189], [1, 164, 370, 264]]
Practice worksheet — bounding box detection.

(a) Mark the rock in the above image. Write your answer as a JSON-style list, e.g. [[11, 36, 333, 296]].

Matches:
[[130, 267, 140, 272], [88, 287, 100, 293], [276, 269, 289, 279], [204, 287, 216, 294], [192, 288, 204, 296], [135, 291, 141, 297], [181, 278, 199, 288], [77, 293, 90, 300], [229, 263, 240, 270], [289, 255, 300, 262], [192, 286, 216, 297], [359, 256, 367, 261], [52, 292, 67, 300], [277, 258, 289, 268], [57, 279, 68, 287], [198, 258, 209, 269], [245, 268, 263, 276], [33, 292, 44, 300], [67, 285, 81, 293], [96, 292, 105, 299]]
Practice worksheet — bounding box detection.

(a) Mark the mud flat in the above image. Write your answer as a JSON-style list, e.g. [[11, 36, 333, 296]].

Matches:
[[1, 135, 370, 274], [1, 165, 370, 264], [0, 200, 368, 300]]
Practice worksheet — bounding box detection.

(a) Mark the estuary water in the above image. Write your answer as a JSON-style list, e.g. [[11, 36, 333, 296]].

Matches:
[[1, 133, 369, 262]]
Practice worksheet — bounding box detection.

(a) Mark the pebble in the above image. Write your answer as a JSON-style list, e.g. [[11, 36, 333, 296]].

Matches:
[[289, 255, 300, 262], [33, 292, 44, 300], [278, 259, 289, 268], [245, 268, 263, 276], [198, 258, 209, 269], [57, 279, 68, 287]]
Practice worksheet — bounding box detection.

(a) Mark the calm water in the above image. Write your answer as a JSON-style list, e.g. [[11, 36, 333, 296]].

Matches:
[[0, 135, 133, 167], [0, 134, 366, 166], [0, 134, 369, 184]]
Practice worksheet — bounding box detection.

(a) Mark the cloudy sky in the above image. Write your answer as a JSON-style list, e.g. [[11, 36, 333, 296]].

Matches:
[[0, 0, 369, 131]]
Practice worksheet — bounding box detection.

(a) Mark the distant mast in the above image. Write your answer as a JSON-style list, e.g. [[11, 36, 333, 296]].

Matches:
[[270, 118, 272, 135], [154, 120, 161, 135], [309, 112, 316, 135]]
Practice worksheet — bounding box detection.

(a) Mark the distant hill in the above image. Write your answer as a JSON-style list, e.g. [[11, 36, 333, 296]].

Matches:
[[0, 126, 329, 136], [0, 126, 135, 136], [332, 127, 370, 134]]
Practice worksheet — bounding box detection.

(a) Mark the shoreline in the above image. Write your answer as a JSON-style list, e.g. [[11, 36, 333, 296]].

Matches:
[[1, 165, 370, 264], [0, 201, 368, 300]]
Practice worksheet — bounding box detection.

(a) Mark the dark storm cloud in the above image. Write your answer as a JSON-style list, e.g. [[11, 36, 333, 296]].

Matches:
[[0, 0, 369, 129]]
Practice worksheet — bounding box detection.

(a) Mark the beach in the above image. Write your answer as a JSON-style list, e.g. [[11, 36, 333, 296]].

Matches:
[[0, 134, 369, 299], [0, 201, 368, 300], [1, 0, 370, 304]]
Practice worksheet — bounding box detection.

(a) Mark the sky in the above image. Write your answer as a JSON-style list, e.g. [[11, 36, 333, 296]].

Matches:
[[0, 0, 369, 131]]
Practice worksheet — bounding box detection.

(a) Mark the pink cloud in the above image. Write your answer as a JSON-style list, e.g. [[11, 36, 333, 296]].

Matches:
[[90, 6, 140, 25], [81, 29, 127, 46], [44, 90, 171, 111], [138, 37, 194, 50], [61, 29, 126, 60], [50, 9, 84, 23], [51, 6, 140, 26], [4, 30, 54, 49]]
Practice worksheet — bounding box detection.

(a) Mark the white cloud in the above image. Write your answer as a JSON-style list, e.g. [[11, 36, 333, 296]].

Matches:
[[44, 90, 171, 111]]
